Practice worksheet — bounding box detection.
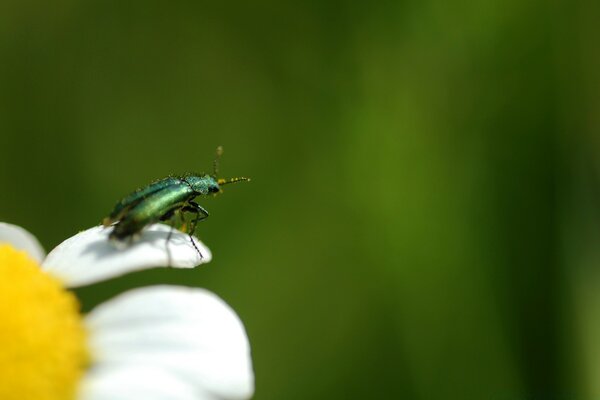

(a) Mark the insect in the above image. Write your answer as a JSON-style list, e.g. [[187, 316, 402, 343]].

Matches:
[[103, 146, 249, 257]]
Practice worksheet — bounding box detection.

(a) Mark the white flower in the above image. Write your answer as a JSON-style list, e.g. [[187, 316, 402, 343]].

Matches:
[[0, 222, 254, 400]]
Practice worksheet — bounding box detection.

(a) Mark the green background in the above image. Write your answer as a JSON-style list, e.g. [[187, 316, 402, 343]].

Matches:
[[1, 1, 599, 399]]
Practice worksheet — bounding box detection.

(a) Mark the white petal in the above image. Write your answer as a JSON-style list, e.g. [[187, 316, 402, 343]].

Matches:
[[42, 224, 211, 287], [0, 222, 45, 263], [79, 365, 216, 400], [85, 286, 254, 400]]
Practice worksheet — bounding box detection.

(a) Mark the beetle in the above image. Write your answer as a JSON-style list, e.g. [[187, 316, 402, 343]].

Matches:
[[103, 146, 249, 256]]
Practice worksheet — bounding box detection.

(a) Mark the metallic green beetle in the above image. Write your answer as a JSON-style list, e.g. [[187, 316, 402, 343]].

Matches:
[[103, 147, 249, 255]]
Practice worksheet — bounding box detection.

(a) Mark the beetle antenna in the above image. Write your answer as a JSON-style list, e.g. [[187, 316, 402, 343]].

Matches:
[[213, 146, 224, 177], [218, 176, 251, 186]]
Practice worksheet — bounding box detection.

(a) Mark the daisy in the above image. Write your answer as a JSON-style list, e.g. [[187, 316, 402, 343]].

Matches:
[[0, 222, 254, 400]]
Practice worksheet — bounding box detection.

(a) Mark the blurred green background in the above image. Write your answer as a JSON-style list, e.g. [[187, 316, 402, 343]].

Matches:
[[1, 1, 599, 399]]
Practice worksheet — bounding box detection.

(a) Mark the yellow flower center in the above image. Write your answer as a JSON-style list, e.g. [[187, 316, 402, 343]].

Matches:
[[0, 245, 88, 400]]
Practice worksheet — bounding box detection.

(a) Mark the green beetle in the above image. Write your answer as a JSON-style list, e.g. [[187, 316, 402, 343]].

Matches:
[[103, 147, 249, 256]]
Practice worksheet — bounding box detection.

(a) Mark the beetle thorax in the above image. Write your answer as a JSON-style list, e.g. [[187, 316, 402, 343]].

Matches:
[[184, 175, 220, 195]]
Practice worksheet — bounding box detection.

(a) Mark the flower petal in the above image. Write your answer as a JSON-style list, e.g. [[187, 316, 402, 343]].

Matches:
[[85, 286, 254, 400], [79, 365, 215, 400], [42, 224, 211, 287], [0, 222, 45, 263]]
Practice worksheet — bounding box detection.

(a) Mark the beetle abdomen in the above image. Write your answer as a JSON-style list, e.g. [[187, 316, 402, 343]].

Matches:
[[109, 184, 194, 241], [104, 177, 184, 227]]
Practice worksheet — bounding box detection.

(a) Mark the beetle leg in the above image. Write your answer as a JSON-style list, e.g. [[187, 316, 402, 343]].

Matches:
[[182, 201, 209, 233], [160, 208, 181, 267], [181, 202, 209, 259]]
